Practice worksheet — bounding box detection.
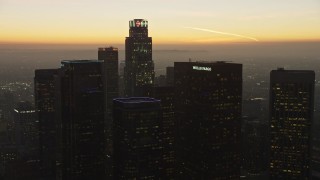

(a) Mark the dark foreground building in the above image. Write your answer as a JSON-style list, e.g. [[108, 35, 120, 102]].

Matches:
[[98, 47, 119, 178], [174, 61, 242, 179], [269, 68, 315, 179], [124, 19, 154, 97], [153, 86, 175, 179], [55, 60, 106, 180], [34, 69, 58, 179], [113, 97, 163, 179]]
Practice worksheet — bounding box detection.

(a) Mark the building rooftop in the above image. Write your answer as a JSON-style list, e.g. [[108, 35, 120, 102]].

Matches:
[[174, 61, 241, 66], [98, 47, 118, 51], [61, 60, 102, 64], [114, 97, 160, 104]]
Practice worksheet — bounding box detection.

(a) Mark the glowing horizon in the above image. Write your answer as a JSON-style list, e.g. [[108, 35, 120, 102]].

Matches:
[[0, 0, 319, 45]]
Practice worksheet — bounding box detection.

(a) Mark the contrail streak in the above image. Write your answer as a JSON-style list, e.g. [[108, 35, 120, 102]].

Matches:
[[184, 27, 259, 42]]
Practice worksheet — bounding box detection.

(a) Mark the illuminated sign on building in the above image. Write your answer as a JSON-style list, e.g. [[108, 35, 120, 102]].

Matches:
[[129, 19, 148, 28], [192, 66, 212, 71]]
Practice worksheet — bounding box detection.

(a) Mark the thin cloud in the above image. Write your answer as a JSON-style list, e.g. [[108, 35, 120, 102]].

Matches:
[[184, 27, 259, 42]]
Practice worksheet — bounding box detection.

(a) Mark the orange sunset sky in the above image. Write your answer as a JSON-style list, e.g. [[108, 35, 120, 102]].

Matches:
[[1, 0, 320, 45]]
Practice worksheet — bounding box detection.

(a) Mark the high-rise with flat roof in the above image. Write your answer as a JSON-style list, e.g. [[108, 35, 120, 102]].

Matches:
[[269, 68, 315, 179], [55, 60, 106, 180], [34, 69, 58, 179], [98, 47, 119, 178], [113, 97, 163, 179], [174, 61, 242, 179], [153, 86, 175, 179], [124, 19, 154, 96]]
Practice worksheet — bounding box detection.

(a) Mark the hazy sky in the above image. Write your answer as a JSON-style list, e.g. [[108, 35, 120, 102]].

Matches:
[[1, 0, 320, 44]]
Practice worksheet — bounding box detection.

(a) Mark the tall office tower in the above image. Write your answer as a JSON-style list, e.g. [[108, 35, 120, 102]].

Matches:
[[124, 19, 154, 96], [34, 69, 58, 179], [174, 61, 242, 179], [13, 101, 37, 158], [269, 68, 315, 179], [55, 60, 105, 180], [98, 47, 119, 178], [113, 97, 163, 179], [98, 47, 119, 120], [153, 86, 175, 179]]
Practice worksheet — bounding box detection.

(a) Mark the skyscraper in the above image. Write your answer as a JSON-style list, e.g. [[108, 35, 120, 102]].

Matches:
[[98, 47, 119, 122], [174, 61, 242, 179], [153, 86, 175, 179], [269, 68, 315, 179], [34, 69, 58, 179], [124, 19, 154, 96], [55, 60, 105, 180], [113, 97, 163, 179], [98, 47, 119, 178]]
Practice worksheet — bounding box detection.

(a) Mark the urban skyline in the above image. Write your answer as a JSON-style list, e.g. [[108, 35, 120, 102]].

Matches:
[[0, 11, 319, 179]]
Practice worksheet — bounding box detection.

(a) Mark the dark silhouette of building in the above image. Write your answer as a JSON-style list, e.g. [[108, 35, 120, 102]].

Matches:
[[55, 60, 106, 180], [174, 61, 242, 179], [124, 19, 154, 96], [269, 68, 315, 179], [34, 69, 58, 179], [98, 47, 119, 124], [98, 47, 119, 178], [98, 47, 119, 113], [153, 86, 175, 179], [113, 97, 163, 179]]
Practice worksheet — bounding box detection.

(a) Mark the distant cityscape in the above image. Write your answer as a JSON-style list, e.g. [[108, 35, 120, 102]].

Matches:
[[0, 19, 320, 180]]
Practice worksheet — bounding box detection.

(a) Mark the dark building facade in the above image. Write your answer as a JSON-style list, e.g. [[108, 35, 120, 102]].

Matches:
[[34, 69, 58, 179], [153, 86, 175, 179], [113, 97, 163, 179], [98, 47, 119, 178], [98, 47, 119, 111], [269, 68, 315, 179], [98, 47, 119, 124], [124, 19, 154, 97], [55, 60, 106, 180], [174, 61, 242, 179]]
